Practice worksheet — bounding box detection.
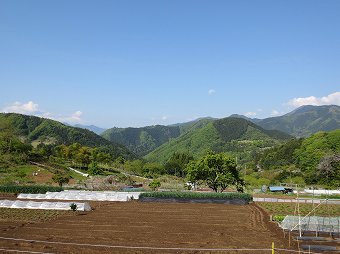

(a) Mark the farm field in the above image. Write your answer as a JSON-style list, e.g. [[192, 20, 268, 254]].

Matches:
[[0, 201, 298, 254]]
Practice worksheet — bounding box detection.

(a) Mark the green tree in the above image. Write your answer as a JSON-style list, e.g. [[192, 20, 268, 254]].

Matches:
[[88, 161, 103, 175], [143, 162, 165, 178], [52, 172, 70, 187], [164, 152, 194, 177], [317, 154, 340, 188], [148, 179, 161, 191], [124, 160, 144, 175], [185, 151, 244, 192]]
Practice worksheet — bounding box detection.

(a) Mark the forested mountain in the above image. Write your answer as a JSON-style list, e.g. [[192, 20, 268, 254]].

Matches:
[[145, 117, 292, 163], [253, 105, 340, 137], [170, 117, 216, 133], [101, 118, 216, 156], [0, 113, 134, 159], [101, 125, 182, 156]]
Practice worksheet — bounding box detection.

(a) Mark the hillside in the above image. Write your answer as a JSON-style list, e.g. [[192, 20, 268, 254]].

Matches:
[[102, 118, 215, 156], [255, 105, 340, 137], [257, 129, 340, 187], [0, 113, 134, 159], [145, 117, 292, 164], [101, 125, 182, 156]]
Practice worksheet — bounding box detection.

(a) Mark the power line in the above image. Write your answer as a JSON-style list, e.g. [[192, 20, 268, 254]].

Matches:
[[0, 236, 326, 253]]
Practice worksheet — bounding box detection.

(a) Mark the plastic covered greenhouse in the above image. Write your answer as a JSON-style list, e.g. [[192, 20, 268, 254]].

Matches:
[[280, 215, 340, 234], [0, 200, 91, 211], [18, 190, 141, 201]]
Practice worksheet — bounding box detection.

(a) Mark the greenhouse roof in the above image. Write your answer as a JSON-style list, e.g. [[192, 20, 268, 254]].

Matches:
[[0, 199, 91, 211], [280, 215, 340, 233], [18, 190, 141, 202]]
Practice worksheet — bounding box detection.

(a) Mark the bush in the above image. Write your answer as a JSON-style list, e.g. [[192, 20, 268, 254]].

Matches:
[[273, 215, 286, 222], [0, 185, 63, 194], [148, 180, 161, 191], [70, 203, 77, 211]]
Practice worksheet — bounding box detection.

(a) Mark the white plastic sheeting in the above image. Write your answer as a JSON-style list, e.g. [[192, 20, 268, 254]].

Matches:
[[303, 189, 340, 195], [69, 167, 89, 177], [0, 200, 91, 211], [280, 215, 340, 234], [18, 190, 141, 201]]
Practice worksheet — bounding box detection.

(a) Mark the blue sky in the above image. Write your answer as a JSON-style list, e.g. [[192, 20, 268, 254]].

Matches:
[[1, 0, 339, 128]]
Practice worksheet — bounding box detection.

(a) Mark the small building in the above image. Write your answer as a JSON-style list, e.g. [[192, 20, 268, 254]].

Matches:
[[269, 186, 293, 194]]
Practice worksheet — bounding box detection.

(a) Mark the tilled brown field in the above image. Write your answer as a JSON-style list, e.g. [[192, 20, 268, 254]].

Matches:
[[0, 202, 299, 254]]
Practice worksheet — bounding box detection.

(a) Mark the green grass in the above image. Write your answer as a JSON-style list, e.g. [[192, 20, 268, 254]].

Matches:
[[140, 191, 253, 202], [0, 185, 63, 194], [0, 165, 39, 185], [257, 202, 340, 217]]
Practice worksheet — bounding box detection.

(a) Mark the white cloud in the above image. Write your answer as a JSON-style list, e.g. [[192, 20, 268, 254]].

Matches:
[[161, 116, 168, 121], [2, 101, 39, 114], [1, 101, 83, 124], [60, 111, 83, 123], [244, 112, 257, 117], [271, 110, 281, 116], [287, 92, 340, 108], [208, 89, 216, 95]]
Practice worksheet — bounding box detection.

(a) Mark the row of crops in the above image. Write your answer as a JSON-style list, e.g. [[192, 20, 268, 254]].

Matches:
[[140, 191, 253, 202], [0, 185, 252, 203], [0, 185, 63, 194]]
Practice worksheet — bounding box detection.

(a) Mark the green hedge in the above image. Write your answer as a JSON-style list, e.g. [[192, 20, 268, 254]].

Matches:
[[140, 191, 253, 202], [0, 185, 63, 194]]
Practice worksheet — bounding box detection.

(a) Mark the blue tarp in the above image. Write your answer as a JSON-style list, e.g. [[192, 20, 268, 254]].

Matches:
[[269, 186, 285, 192]]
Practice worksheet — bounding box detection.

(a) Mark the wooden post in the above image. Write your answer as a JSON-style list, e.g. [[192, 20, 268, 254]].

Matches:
[[272, 242, 275, 254]]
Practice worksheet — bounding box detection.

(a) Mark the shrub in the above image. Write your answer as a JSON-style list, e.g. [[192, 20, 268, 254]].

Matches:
[[0, 185, 63, 194], [148, 180, 161, 191], [70, 203, 77, 211]]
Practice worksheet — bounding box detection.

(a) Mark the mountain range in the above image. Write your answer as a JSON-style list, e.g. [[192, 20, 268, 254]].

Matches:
[[1, 105, 339, 162], [253, 105, 340, 137], [102, 105, 340, 158]]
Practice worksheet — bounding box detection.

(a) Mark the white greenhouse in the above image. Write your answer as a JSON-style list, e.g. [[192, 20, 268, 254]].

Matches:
[[280, 215, 340, 234], [0, 200, 91, 211], [17, 190, 141, 201]]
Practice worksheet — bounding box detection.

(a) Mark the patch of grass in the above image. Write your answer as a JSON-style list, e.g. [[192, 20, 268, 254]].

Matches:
[[0, 185, 63, 194], [0, 165, 40, 185], [257, 202, 340, 217]]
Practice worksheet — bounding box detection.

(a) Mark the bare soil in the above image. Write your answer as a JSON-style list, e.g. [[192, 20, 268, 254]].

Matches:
[[0, 202, 302, 254]]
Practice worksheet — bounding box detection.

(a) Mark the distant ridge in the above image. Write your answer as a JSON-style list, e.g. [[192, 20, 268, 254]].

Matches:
[[101, 105, 340, 156], [74, 124, 106, 135], [101, 125, 182, 156], [255, 105, 340, 137]]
